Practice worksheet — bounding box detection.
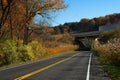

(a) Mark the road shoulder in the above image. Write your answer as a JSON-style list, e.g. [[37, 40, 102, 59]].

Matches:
[[90, 52, 111, 80]]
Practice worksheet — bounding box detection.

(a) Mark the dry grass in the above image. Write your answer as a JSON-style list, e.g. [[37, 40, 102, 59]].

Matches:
[[96, 38, 120, 80], [96, 29, 120, 80], [46, 45, 78, 55], [97, 38, 120, 66]]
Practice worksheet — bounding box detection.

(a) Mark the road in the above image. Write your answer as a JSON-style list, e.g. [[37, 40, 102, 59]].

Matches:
[[0, 51, 110, 80]]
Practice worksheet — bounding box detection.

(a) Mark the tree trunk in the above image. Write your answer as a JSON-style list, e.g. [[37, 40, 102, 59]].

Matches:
[[9, 12, 13, 40], [23, 26, 29, 45]]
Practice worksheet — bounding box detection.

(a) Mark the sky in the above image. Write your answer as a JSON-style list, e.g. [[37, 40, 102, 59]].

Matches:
[[34, 0, 120, 26]]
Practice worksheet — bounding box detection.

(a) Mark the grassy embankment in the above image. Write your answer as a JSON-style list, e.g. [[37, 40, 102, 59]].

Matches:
[[94, 28, 120, 80], [0, 33, 78, 68]]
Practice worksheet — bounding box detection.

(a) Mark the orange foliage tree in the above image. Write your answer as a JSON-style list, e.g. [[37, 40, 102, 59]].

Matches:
[[0, 0, 66, 45], [0, 0, 15, 39], [23, 0, 67, 45]]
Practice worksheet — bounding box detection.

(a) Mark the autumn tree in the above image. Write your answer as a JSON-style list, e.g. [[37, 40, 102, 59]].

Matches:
[[0, 0, 15, 39], [21, 0, 66, 45], [0, 0, 66, 45], [94, 17, 105, 26]]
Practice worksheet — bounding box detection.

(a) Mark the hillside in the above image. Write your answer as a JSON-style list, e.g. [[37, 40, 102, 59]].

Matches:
[[53, 13, 120, 34]]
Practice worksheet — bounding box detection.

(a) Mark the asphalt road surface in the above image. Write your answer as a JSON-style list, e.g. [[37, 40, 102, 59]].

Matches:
[[0, 51, 110, 80]]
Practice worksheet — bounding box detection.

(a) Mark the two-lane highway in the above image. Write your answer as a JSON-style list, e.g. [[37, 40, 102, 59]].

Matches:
[[0, 51, 110, 80]]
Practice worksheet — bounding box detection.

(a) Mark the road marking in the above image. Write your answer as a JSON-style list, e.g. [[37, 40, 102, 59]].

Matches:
[[86, 53, 92, 80], [0, 52, 75, 72], [14, 53, 79, 80], [0, 52, 71, 72]]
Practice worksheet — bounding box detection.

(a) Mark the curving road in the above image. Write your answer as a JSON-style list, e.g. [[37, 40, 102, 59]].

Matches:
[[0, 51, 110, 80]]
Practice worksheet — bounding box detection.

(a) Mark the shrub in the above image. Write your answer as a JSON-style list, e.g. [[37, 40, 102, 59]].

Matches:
[[100, 28, 120, 43], [97, 38, 120, 66], [17, 45, 35, 62], [96, 44, 111, 64], [0, 40, 48, 66], [28, 40, 47, 60], [0, 40, 18, 66], [106, 38, 120, 66]]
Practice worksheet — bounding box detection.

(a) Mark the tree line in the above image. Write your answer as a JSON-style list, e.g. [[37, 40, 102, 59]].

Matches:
[[53, 13, 120, 34]]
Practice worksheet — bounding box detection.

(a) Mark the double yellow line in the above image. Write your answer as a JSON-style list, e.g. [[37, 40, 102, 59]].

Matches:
[[14, 53, 79, 80]]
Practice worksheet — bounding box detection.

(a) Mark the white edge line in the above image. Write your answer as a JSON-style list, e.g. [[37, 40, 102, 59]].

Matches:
[[86, 53, 92, 80]]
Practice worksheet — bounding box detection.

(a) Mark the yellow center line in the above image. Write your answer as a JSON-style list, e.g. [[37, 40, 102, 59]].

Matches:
[[14, 53, 79, 80]]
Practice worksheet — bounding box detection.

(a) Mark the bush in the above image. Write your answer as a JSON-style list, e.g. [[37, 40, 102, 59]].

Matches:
[[98, 28, 120, 66], [17, 40, 48, 61], [28, 41, 47, 60], [0, 40, 18, 66], [17, 45, 35, 62], [106, 38, 120, 66], [96, 44, 111, 64], [100, 28, 120, 43], [97, 38, 120, 66], [0, 40, 48, 66]]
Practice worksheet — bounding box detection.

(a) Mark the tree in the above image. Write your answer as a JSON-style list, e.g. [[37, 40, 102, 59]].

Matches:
[[0, 0, 66, 45], [0, 0, 15, 39], [22, 0, 67, 45], [94, 17, 105, 27]]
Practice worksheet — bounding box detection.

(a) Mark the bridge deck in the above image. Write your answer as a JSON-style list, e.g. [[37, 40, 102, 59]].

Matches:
[[71, 31, 102, 38]]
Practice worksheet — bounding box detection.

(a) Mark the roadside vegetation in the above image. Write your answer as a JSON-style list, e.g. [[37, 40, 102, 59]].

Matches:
[[0, 33, 78, 67], [0, 0, 78, 67], [95, 28, 120, 80]]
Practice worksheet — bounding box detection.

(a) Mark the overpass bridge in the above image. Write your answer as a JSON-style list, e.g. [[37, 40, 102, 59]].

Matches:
[[71, 31, 101, 38], [71, 31, 102, 50], [71, 23, 120, 50]]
